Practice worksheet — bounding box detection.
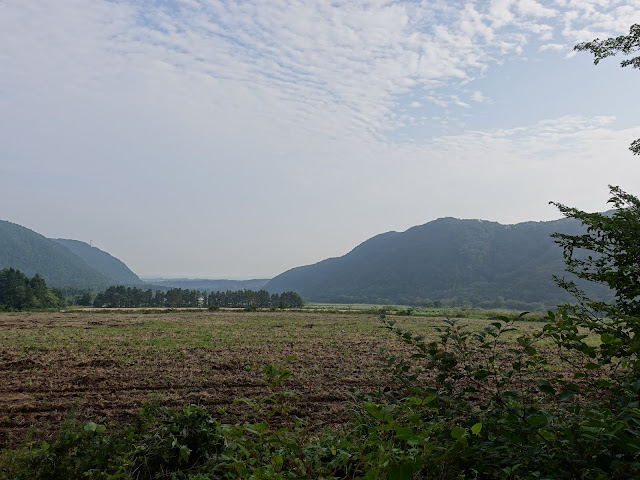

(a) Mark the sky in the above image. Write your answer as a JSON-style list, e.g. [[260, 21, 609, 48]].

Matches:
[[1, 0, 640, 279]]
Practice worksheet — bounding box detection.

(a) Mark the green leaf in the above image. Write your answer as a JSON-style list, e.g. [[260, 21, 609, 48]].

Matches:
[[451, 427, 466, 440], [525, 346, 537, 355], [538, 380, 555, 395], [558, 390, 575, 402], [600, 333, 616, 344], [526, 415, 548, 427], [179, 445, 191, 463], [271, 454, 284, 469], [365, 470, 378, 480], [389, 463, 414, 480], [363, 402, 379, 418], [423, 395, 438, 405], [585, 363, 601, 370], [471, 423, 482, 435], [84, 421, 98, 433], [396, 427, 414, 440]]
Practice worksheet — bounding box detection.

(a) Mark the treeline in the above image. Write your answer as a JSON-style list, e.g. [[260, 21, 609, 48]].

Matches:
[[0, 268, 66, 310], [91, 285, 304, 309]]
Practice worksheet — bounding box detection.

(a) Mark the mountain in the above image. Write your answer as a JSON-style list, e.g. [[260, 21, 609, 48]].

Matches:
[[141, 278, 270, 292], [265, 216, 609, 310], [54, 239, 143, 286], [0, 220, 113, 289]]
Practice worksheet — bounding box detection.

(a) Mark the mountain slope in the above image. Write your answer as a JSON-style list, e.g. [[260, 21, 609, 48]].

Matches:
[[0, 220, 113, 289], [265, 216, 606, 309], [54, 239, 143, 286]]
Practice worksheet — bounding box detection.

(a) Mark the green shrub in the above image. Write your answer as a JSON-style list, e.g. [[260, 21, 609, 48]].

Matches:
[[374, 313, 640, 479]]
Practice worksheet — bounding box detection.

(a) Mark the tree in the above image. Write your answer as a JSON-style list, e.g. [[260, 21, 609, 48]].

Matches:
[[551, 24, 640, 365], [575, 24, 640, 154], [550, 187, 640, 363], [551, 187, 640, 316], [76, 291, 94, 306], [0, 268, 64, 310]]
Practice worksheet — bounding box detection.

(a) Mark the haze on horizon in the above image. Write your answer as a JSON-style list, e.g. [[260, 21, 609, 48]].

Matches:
[[1, 1, 640, 279]]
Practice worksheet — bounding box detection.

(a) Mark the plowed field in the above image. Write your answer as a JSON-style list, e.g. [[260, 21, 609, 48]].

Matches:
[[0, 310, 430, 447], [0, 310, 546, 447]]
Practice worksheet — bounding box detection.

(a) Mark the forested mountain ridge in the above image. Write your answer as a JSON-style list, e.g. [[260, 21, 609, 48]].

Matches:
[[265, 216, 608, 310], [54, 238, 143, 286], [143, 278, 269, 291], [0, 220, 114, 289], [0, 220, 139, 289]]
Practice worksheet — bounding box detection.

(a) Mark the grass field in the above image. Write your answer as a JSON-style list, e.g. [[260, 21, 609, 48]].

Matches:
[[0, 309, 547, 448]]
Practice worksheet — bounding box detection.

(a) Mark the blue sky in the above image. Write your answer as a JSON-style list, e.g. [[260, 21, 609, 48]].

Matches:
[[1, 0, 639, 278]]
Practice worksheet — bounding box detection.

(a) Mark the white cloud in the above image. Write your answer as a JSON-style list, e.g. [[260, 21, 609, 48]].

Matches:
[[1, 0, 640, 277], [471, 90, 486, 102], [426, 95, 449, 108], [489, 0, 516, 28], [557, 0, 640, 44], [540, 43, 566, 51], [6, 0, 634, 148], [451, 95, 471, 108], [0, 0, 539, 146], [516, 0, 557, 18]]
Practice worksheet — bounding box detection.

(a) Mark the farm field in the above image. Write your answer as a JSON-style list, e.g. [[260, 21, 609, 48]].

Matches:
[[0, 310, 545, 447]]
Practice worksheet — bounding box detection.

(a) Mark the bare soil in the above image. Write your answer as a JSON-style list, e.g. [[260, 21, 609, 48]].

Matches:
[[0, 310, 427, 447]]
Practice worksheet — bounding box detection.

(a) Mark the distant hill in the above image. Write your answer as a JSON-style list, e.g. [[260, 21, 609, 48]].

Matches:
[[265, 216, 610, 310], [54, 239, 143, 286], [0, 220, 113, 289], [142, 278, 270, 292]]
